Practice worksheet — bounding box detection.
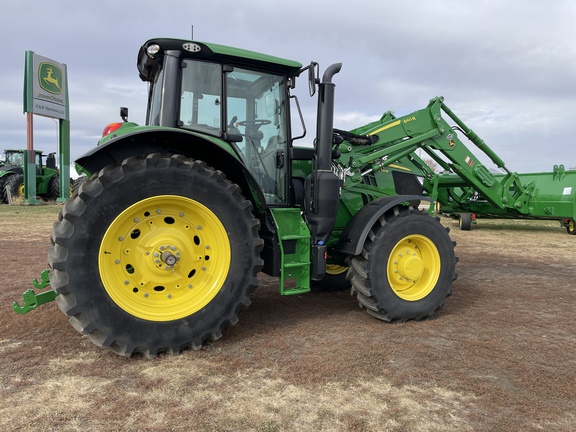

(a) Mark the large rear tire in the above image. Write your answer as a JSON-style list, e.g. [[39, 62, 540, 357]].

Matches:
[[349, 205, 457, 322], [0, 176, 8, 203], [5, 174, 24, 201], [49, 154, 263, 357]]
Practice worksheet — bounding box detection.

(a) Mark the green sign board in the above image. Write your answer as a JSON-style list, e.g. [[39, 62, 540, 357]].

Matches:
[[22, 51, 71, 203], [24, 52, 69, 120]]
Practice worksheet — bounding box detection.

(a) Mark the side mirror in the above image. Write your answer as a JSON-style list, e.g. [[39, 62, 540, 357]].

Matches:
[[297, 62, 319, 97], [308, 62, 319, 97]]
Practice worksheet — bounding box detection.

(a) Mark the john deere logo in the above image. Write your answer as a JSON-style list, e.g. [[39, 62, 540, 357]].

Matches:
[[39, 62, 62, 94]]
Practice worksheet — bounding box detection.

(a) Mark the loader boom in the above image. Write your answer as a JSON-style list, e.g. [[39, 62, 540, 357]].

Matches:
[[337, 96, 536, 215]]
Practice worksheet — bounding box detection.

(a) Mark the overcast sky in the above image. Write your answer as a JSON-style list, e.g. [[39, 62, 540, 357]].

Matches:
[[2, 0, 575, 173]]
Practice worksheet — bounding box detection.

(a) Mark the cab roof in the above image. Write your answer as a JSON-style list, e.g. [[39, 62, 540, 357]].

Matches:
[[138, 38, 303, 81]]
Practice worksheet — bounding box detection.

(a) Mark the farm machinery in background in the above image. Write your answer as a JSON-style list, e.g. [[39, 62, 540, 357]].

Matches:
[[434, 167, 576, 234], [0, 149, 61, 203], [12, 38, 576, 357]]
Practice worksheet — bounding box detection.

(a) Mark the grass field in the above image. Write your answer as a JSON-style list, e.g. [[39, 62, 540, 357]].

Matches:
[[1, 203, 575, 431]]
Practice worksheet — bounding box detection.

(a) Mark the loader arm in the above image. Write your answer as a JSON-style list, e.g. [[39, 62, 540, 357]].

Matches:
[[337, 96, 533, 214]]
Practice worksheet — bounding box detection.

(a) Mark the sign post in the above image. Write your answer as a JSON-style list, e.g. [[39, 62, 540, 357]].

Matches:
[[23, 51, 70, 203]]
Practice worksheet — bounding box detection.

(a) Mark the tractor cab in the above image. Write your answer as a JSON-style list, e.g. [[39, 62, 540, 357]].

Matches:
[[140, 39, 303, 206], [4, 150, 25, 167], [2, 149, 46, 173]]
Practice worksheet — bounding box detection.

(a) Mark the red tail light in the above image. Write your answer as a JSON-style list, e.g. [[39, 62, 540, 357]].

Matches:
[[102, 122, 123, 137]]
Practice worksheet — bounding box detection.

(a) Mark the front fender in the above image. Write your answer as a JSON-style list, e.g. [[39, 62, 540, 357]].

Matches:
[[335, 195, 432, 256]]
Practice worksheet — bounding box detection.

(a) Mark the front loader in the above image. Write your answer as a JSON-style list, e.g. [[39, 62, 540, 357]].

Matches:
[[384, 101, 576, 235], [22, 37, 572, 357], [344, 98, 575, 235]]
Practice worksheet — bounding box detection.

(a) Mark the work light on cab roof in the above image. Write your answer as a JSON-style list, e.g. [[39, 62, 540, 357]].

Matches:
[[146, 43, 160, 57]]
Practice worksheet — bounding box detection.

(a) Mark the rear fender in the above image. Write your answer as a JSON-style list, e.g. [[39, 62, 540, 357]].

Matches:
[[75, 129, 267, 212], [335, 195, 432, 256], [0, 167, 23, 177]]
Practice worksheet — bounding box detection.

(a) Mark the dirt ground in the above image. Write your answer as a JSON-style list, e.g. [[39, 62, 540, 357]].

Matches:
[[0, 204, 575, 431]]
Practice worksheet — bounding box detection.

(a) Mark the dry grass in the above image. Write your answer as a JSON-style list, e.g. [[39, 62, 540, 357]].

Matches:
[[0, 205, 575, 431]]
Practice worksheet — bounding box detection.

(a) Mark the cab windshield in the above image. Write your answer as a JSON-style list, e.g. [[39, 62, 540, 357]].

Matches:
[[5, 152, 24, 166], [178, 60, 289, 205]]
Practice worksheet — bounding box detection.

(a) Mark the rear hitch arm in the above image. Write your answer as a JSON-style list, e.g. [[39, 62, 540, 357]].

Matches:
[[12, 270, 58, 314]]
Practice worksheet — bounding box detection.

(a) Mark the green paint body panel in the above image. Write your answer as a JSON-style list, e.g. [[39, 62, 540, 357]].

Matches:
[[97, 122, 239, 158], [197, 40, 302, 71]]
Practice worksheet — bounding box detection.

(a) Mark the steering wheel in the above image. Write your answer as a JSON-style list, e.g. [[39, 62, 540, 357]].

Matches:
[[237, 119, 271, 128]]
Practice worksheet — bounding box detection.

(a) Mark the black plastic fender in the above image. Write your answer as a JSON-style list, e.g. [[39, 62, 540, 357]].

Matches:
[[75, 129, 268, 214], [335, 195, 432, 256]]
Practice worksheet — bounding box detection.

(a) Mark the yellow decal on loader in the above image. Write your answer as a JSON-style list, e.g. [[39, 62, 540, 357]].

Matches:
[[370, 120, 401, 135], [389, 164, 412, 172]]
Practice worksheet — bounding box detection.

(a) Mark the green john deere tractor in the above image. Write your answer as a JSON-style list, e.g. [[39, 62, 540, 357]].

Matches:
[[0, 149, 60, 203], [18, 38, 572, 357], [40, 39, 458, 357]]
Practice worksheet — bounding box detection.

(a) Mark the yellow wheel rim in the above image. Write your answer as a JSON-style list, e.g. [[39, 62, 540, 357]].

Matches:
[[569, 220, 575, 233], [16, 182, 25, 197], [387, 234, 441, 301], [326, 264, 348, 275], [99, 195, 231, 321]]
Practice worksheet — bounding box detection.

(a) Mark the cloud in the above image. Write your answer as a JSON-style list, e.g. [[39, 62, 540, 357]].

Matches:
[[1, 0, 575, 172]]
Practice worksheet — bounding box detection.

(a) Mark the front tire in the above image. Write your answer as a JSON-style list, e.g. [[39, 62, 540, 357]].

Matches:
[[349, 205, 457, 322], [49, 154, 263, 357]]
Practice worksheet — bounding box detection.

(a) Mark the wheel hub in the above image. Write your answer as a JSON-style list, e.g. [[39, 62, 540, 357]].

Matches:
[[387, 235, 441, 301], [161, 250, 177, 267], [152, 244, 180, 270], [397, 252, 424, 281]]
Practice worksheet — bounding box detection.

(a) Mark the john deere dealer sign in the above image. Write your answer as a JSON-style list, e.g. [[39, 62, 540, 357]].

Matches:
[[24, 51, 69, 120]]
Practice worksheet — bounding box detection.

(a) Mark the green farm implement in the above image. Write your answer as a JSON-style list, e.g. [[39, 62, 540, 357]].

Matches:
[[435, 166, 576, 234], [13, 38, 575, 357]]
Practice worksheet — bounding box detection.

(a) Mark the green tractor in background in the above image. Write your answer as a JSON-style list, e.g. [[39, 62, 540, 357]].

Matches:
[[0, 149, 60, 203]]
